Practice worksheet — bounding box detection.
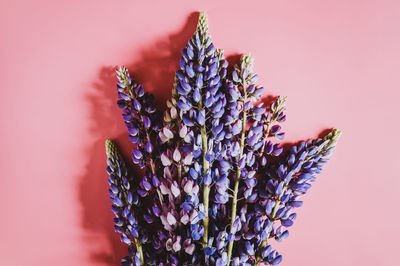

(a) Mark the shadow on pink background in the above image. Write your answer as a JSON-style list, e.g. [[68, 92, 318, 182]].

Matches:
[[80, 13, 201, 264], [1, 1, 399, 265]]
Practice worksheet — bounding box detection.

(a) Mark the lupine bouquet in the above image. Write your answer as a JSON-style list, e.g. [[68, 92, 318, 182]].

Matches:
[[105, 12, 341, 266]]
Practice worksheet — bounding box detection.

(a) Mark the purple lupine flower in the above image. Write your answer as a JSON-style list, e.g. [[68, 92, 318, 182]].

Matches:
[[253, 129, 341, 265], [256, 95, 287, 168], [116, 66, 165, 207], [222, 54, 267, 264], [105, 139, 144, 265], [171, 12, 230, 262], [106, 12, 341, 266]]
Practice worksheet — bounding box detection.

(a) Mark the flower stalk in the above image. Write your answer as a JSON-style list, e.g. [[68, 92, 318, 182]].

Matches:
[[226, 74, 248, 265]]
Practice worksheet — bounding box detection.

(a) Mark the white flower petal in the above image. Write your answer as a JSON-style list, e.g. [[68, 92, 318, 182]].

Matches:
[[167, 212, 177, 226], [184, 134, 191, 143], [180, 214, 189, 225], [161, 152, 171, 166], [171, 182, 180, 197], [173, 239, 181, 252], [183, 153, 193, 165], [173, 148, 181, 162], [160, 182, 170, 195], [158, 131, 168, 143], [170, 106, 177, 119], [164, 166, 172, 179], [184, 180, 193, 194], [185, 243, 195, 255], [179, 125, 188, 138], [163, 126, 174, 139]]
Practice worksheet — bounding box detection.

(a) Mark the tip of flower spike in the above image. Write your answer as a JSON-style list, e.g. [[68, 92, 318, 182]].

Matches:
[[271, 96, 287, 112], [240, 54, 255, 73], [196, 12, 209, 35], [105, 139, 117, 159], [320, 128, 342, 151], [116, 66, 131, 87], [328, 128, 342, 145], [116, 66, 127, 77], [277, 95, 287, 104]]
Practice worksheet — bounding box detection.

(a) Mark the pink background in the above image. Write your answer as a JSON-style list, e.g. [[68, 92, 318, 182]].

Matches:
[[1, 0, 399, 265]]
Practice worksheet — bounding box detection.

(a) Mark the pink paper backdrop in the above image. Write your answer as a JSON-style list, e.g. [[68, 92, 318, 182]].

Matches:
[[1, 0, 399, 265]]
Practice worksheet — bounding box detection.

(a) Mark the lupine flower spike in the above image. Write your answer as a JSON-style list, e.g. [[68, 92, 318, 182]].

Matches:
[[105, 139, 144, 265], [105, 12, 341, 265]]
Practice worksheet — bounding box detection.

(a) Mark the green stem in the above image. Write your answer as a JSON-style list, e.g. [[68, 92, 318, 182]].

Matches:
[[134, 238, 144, 265], [198, 98, 210, 249], [260, 123, 271, 154], [201, 125, 210, 248], [227, 84, 247, 265]]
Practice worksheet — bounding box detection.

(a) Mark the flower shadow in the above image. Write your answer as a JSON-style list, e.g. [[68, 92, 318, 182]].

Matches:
[[79, 12, 200, 265]]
